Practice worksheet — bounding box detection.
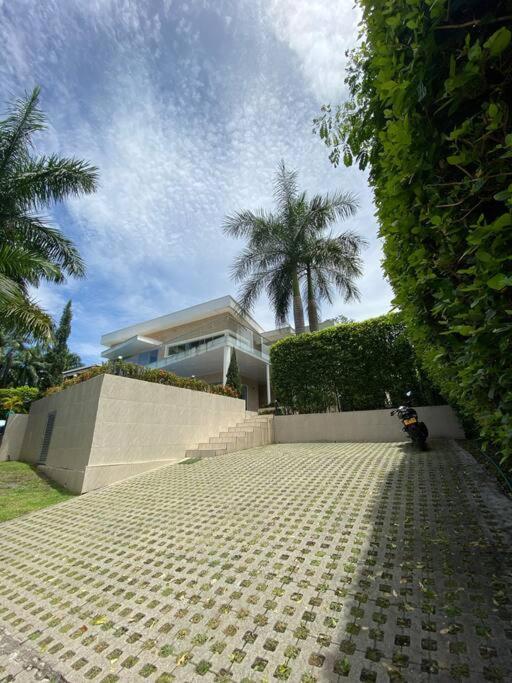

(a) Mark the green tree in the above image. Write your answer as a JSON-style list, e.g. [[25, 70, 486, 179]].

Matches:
[[224, 161, 365, 333], [0, 87, 98, 339], [0, 328, 48, 388], [43, 300, 81, 388], [315, 1, 512, 464], [225, 348, 242, 396]]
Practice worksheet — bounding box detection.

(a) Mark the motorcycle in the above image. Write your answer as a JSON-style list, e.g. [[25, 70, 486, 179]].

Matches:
[[390, 390, 429, 450]]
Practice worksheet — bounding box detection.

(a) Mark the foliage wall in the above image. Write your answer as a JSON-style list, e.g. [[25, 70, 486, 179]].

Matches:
[[316, 0, 512, 463], [270, 314, 441, 413], [45, 361, 240, 399]]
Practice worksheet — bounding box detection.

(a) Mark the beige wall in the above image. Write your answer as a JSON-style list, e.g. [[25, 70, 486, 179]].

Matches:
[[274, 405, 465, 443], [0, 414, 29, 461], [20, 374, 246, 493]]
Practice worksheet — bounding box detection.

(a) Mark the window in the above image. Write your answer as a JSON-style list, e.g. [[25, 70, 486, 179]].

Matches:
[[137, 349, 158, 365], [166, 333, 224, 357]]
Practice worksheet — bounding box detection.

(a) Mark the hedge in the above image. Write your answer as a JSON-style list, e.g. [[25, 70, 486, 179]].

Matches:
[[45, 361, 240, 399], [270, 314, 441, 413], [316, 1, 512, 465], [0, 386, 40, 417]]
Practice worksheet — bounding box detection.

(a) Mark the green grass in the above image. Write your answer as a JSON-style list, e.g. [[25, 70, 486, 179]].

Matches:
[[0, 461, 74, 523]]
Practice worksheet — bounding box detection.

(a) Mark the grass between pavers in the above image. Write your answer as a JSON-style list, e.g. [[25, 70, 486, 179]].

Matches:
[[0, 461, 75, 523]]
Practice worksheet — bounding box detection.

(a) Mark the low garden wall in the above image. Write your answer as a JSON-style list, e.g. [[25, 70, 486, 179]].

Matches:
[[20, 373, 246, 493], [0, 414, 29, 461], [274, 405, 465, 443]]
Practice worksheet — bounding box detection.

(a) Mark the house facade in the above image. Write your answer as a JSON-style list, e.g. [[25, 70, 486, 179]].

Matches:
[[100, 296, 289, 411]]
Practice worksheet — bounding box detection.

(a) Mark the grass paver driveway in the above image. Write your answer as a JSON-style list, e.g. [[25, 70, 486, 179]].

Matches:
[[1, 441, 511, 682]]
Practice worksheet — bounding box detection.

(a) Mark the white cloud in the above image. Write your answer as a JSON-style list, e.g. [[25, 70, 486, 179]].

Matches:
[[265, 0, 361, 101]]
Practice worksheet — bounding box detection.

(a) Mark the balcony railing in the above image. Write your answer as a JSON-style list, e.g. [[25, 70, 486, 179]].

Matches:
[[144, 331, 269, 370]]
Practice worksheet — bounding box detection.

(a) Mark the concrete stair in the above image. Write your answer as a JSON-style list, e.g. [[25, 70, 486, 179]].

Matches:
[[185, 412, 273, 459]]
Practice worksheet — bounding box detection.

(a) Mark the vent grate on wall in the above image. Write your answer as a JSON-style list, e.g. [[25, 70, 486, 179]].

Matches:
[[39, 411, 56, 464]]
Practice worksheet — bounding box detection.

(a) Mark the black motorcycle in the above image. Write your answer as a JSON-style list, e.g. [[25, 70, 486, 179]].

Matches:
[[390, 391, 429, 450]]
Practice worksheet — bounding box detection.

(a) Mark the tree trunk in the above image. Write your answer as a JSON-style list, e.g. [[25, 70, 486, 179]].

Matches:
[[292, 270, 306, 334], [306, 265, 319, 332]]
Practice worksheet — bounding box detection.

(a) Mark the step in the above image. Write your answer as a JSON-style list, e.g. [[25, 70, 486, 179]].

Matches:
[[229, 425, 258, 433], [209, 435, 238, 443], [219, 430, 248, 439]]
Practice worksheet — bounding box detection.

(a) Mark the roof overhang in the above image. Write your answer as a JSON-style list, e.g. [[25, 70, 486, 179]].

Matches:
[[100, 295, 265, 348], [101, 335, 161, 360]]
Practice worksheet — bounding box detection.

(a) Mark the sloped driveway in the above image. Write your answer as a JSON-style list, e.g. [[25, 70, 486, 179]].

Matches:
[[1, 441, 511, 682]]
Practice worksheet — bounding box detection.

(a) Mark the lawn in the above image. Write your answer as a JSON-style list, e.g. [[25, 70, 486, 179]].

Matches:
[[0, 461, 74, 523]]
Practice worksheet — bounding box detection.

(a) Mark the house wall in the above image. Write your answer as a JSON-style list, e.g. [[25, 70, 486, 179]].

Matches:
[[0, 414, 29, 461], [19, 374, 246, 493], [274, 405, 465, 443]]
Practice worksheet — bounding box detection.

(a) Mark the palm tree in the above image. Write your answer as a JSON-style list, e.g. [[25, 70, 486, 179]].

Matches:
[[0, 87, 98, 339], [224, 163, 308, 332], [302, 230, 365, 332], [0, 328, 48, 387], [224, 161, 365, 333]]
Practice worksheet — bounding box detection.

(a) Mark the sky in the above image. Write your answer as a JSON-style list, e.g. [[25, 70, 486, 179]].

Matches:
[[1, 0, 393, 363]]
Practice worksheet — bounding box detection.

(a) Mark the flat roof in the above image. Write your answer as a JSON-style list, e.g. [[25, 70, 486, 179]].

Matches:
[[101, 295, 266, 348]]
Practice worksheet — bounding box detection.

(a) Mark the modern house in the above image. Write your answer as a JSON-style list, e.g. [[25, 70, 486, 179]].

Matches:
[[100, 296, 290, 411]]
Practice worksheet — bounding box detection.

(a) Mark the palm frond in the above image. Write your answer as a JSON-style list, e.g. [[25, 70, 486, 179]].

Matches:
[[0, 290, 53, 341], [0, 87, 45, 177], [0, 243, 63, 284], [2, 215, 85, 277], [273, 160, 298, 213], [12, 154, 98, 210]]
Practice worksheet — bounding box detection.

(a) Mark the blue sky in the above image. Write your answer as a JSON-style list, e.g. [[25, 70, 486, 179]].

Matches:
[[1, 0, 393, 363]]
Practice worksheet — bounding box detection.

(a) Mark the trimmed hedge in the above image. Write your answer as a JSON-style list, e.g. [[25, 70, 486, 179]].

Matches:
[[45, 361, 240, 399], [270, 314, 441, 413], [316, 1, 512, 464], [0, 386, 40, 417]]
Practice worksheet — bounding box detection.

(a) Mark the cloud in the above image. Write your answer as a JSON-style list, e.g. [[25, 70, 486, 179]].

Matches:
[[265, 0, 361, 101], [1, 0, 391, 364]]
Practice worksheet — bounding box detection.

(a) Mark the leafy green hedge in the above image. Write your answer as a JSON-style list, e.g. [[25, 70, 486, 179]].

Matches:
[[270, 314, 441, 413], [44, 361, 240, 399], [0, 386, 40, 417], [316, 1, 512, 464]]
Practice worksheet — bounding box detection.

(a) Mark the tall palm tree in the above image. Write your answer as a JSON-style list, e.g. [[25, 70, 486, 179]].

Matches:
[[224, 163, 308, 332], [0, 87, 98, 339], [224, 161, 365, 333]]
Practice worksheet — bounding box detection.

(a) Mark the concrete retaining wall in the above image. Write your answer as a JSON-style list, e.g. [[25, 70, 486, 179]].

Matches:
[[0, 414, 29, 461], [274, 405, 465, 443], [20, 374, 246, 493]]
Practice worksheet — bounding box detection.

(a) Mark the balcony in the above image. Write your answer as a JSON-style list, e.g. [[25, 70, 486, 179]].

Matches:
[[145, 331, 269, 371]]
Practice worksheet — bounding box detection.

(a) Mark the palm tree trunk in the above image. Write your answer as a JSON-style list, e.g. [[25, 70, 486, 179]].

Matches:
[[306, 265, 319, 332], [292, 270, 306, 334]]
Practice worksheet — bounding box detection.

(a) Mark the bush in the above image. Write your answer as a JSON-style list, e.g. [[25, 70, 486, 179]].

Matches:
[[44, 361, 240, 399], [270, 314, 441, 413], [0, 386, 40, 417], [316, 1, 512, 465]]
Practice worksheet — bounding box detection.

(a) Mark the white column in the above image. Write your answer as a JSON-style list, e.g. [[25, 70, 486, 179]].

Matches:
[[266, 363, 271, 404], [222, 343, 231, 385]]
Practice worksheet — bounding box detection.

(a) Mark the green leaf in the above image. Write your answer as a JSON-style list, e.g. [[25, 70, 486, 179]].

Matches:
[[487, 274, 512, 290], [484, 27, 511, 56]]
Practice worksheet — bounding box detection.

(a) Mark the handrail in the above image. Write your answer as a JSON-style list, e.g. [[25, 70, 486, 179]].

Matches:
[[146, 332, 269, 370]]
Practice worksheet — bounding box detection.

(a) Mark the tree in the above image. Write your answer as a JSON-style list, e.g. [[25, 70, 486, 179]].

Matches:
[[224, 161, 365, 333], [0, 87, 98, 340], [42, 300, 81, 388], [225, 348, 242, 396], [314, 1, 512, 464], [0, 328, 48, 388]]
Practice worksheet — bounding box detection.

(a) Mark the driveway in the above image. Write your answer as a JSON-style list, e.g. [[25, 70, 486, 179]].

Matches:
[[1, 441, 511, 682]]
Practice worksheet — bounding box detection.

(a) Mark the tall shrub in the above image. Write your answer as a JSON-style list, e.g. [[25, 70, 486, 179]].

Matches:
[[270, 314, 441, 413], [315, 1, 512, 463], [225, 349, 242, 396]]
